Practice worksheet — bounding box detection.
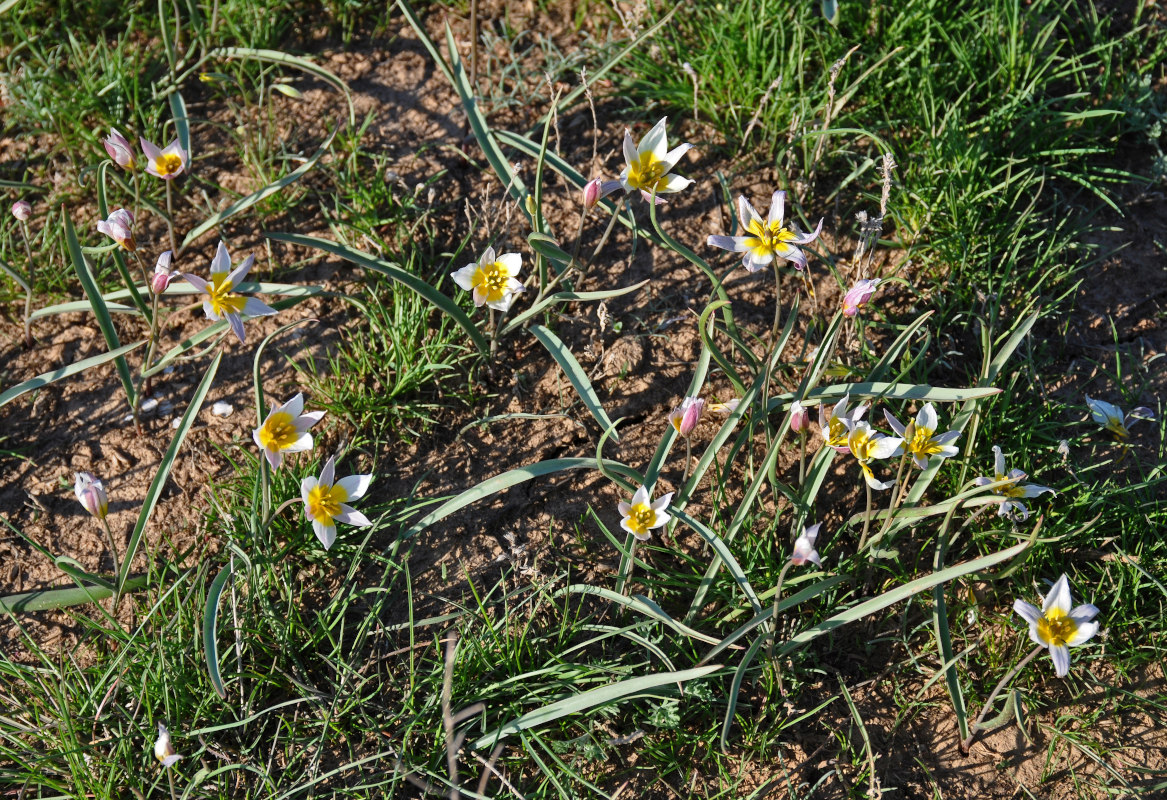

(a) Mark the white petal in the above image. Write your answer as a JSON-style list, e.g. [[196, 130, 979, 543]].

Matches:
[[1070, 603, 1099, 621], [992, 445, 1006, 478], [336, 474, 372, 501], [766, 190, 785, 227], [481, 245, 496, 265], [933, 430, 962, 446], [622, 130, 638, 167], [657, 174, 693, 193], [867, 436, 904, 460], [1043, 574, 1072, 616], [659, 142, 692, 171], [1013, 599, 1041, 626], [265, 447, 283, 470], [774, 242, 807, 270], [1049, 643, 1070, 677], [227, 313, 246, 343], [452, 264, 478, 291], [617, 501, 631, 516], [183, 273, 209, 292], [1066, 619, 1098, 647], [708, 234, 748, 253], [314, 520, 336, 549], [242, 297, 277, 318], [737, 195, 759, 230], [282, 392, 305, 418], [631, 486, 650, 507], [319, 456, 336, 487], [300, 476, 318, 505], [651, 509, 670, 528], [639, 117, 668, 159], [297, 410, 326, 428], [1018, 483, 1054, 499], [334, 505, 372, 527], [883, 409, 907, 437], [495, 252, 522, 278], [651, 492, 674, 512], [140, 137, 162, 161], [788, 217, 823, 245], [211, 241, 231, 274], [227, 254, 255, 286], [916, 403, 938, 432], [282, 432, 314, 453]]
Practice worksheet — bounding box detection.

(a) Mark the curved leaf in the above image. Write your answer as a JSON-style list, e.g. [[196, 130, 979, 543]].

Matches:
[[0, 341, 145, 409], [203, 560, 234, 700], [530, 324, 615, 438]]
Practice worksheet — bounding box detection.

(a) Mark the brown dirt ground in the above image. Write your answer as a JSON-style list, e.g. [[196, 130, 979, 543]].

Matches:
[[1, 3, 1165, 798]]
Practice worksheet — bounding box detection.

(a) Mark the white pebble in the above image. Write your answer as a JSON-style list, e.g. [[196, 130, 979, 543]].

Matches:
[[140, 397, 159, 414], [211, 402, 233, 417], [171, 417, 182, 429], [157, 401, 174, 416], [122, 413, 134, 423]]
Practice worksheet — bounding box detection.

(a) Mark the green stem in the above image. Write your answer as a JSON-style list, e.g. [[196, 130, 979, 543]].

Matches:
[[771, 259, 783, 341], [99, 516, 122, 608], [584, 194, 627, 272], [19, 220, 35, 348], [766, 559, 796, 695], [857, 480, 874, 552], [488, 308, 499, 360], [798, 432, 807, 487], [681, 436, 692, 487], [960, 644, 1043, 755], [165, 179, 178, 256]]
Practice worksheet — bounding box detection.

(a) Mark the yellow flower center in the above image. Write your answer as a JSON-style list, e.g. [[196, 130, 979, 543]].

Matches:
[[258, 411, 298, 451], [1035, 608, 1078, 647], [826, 417, 849, 447], [907, 425, 941, 457], [206, 273, 249, 317], [307, 482, 349, 526], [626, 151, 670, 192], [743, 218, 797, 259], [1103, 415, 1129, 439], [993, 473, 1029, 498], [155, 153, 183, 177], [625, 502, 656, 536], [473, 261, 511, 304], [849, 429, 876, 461]]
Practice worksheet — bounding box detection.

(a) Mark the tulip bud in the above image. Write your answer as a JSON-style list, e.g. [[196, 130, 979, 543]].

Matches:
[[789, 400, 810, 433], [152, 250, 175, 294], [583, 177, 603, 209], [103, 128, 136, 170], [790, 523, 822, 567], [74, 472, 109, 520], [11, 200, 31, 221], [668, 396, 705, 437], [842, 278, 881, 318], [153, 722, 182, 767], [96, 208, 136, 251]]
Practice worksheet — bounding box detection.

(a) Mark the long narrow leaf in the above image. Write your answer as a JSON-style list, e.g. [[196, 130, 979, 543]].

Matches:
[[64, 211, 136, 411], [117, 351, 222, 596], [472, 665, 721, 749], [530, 324, 616, 439], [0, 573, 152, 613], [205, 48, 354, 126], [0, 341, 144, 409], [203, 560, 234, 700], [501, 280, 649, 334]]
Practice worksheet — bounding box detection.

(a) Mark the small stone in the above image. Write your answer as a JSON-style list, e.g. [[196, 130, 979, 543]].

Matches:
[[211, 402, 233, 417], [157, 401, 174, 416], [171, 417, 182, 429], [140, 397, 159, 414]]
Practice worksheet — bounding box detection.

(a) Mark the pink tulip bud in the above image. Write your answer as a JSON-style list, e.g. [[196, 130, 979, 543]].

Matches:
[[668, 396, 705, 437], [842, 278, 881, 318], [152, 250, 175, 294], [75, 472, 109, 519], [11, 200, 31, 221], [96, 208, 136, 251], [789, 400, 810, 433], [103, 128, 136, 170], [583, 177, 620, 210]]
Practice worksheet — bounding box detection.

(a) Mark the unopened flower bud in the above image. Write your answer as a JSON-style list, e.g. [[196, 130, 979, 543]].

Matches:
[[74, 472, 108, 520], [103, 128, 136, 170], [668, 396, 705, 437], [842, 278, 881, 318], [789, 400, 810, 433], [11, 200, 31, 221], [152, 250, 175, 294]]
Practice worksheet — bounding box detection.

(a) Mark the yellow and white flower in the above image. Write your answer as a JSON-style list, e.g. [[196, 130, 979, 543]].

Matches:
[[707, 190, 823, 272], [1085, 395, 1155, 439], [252, 393, 325, 470], [452, 246, 525, 312], [619, 117, 694, 204], [1013, 574, 1099, 677], [183, 241, 277, 343], [618, 485, 673, 541], [818, 394, 868, 452], [973, 445, 1054, 522], [883, 403, 961, 470], [301, 455, 372, 550], [845, 421, 903, 490], [153, 722, 181, 767], [140, 136, 187, 180]]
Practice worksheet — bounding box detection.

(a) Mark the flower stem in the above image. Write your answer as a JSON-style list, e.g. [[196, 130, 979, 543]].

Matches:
[[857, 480, 874, 552], [771, 259, 783, 341], [165, 179, 178, 256], [488, 308, 499, 360], [681, 436, 692, 487], [584, 195, 627, 272], [766, 559, 795, 695], [166, 764, 178, 800], [622, 538, 638, 597], [19, 220, 35, 349], [798, 432, 807, 487], [99, 516, 122, 607], [960, 644, 1043, 755]]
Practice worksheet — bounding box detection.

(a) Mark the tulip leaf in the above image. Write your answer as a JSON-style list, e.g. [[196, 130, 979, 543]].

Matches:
[[266, 231, 490, 354], [0, 341, 145, 409], [30, 300, 138, 320], [171, 91, 190, 162], [472, 664, 721, 750], [530, 324, 616, 439], [721, 635, 766, 750], [203, 559, 234, 700], [117, 351, 223, 599], [501, 280, 649, 334], [557, 585, 723, 646], [975, 688, 1021, 733], [0, 573, 153, 613], [181, 126, 337, 251], [0, 256, 29, 293], [398, 457, 642, 545], [671, 509, 762, 615], [64, 210, 137, 412]]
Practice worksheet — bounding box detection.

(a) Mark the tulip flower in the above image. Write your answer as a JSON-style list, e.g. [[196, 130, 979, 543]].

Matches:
[[707, 190, 823, 272], [790, 523, 822, 567], [1013, 574, 1100, 677], [619, 117, 693, 203], [819, 394, 867, 452], [140, 136, 187, 180], [709, 398, 741, 415], [842, 278, 880, 317], [11, 200, 31, 221], [74, 472, 108, 519], [1085, 396, 1155, 440], [583, 176, 620, 210], [253, 393, 325, 470], [883, 403, 960, 470], [846, 421, 903, 490], [452, 246, 525, 312], [301, 455, 373, 550], [153, 722, 181, 767], [96, 208, 136, 251], [103, 128, 136, 170], [152, 250, 176, 294], [788, 400, 810, 433], [183, 241, 277, 343], [669, 396, 705, 437], [973, 445, 1055, 522], [618, 485, 673, 541]]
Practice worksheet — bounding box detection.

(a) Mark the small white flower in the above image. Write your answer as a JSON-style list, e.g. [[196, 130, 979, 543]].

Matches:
[[883, 403, 961, 470], [618, 117, 694, 204], [451, 246, 525, 312], [253, 393, 325, 470], [74, 472, 108, 519], [183, 241, 277, 343], [1013, 574, 1100, 677], [618, 485, 673, 541], [153, 722, 182, 767], [301, 455, 373, 550], [707, 191, 822, 272], [819, 394, 868, 452], [790, 523, 822, 567], [973, 445, 1055, 521], [1086, 395, 1155, 440], [845, 421, 903, 490]]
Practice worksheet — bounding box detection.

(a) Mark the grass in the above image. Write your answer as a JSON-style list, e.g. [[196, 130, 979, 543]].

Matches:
[[1, 0, 1166, 797]]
